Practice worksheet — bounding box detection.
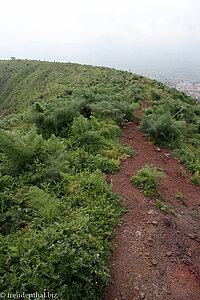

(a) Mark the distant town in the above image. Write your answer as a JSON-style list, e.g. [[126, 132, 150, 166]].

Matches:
[[166, 80, 200, 100], [140, 69, 200, 101]]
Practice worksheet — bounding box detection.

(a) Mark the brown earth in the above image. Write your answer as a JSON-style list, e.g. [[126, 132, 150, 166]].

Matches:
[[103, 101, 200, 300]]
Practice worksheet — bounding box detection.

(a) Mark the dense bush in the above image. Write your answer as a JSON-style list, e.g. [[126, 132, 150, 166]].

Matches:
[[173, 141, 200, 174], [28, 99, 82, 137], [0, 67, 140, 298], [0, 171, 126, 299], [150, 89, 161, 101], [90, 100, 135, 124], [142, 85, 200, 172], [140, 111, 185, 146], [0, 129, 44, 170]]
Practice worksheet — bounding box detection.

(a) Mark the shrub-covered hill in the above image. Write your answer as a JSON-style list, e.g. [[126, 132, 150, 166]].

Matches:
[[0, 60, 199, 299], [0, 59, 144, 114]]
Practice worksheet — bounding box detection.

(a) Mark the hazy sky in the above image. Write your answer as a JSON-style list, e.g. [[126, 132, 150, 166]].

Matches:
[[1, 0, 200, 73]]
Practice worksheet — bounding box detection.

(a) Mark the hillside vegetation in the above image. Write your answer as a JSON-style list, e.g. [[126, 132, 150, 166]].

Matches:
[[0, 60, 199, 299], [0, 60, 143, 114]]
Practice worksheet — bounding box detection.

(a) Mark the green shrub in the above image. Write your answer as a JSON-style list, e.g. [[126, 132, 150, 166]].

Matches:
[[191, 171, 200, 186], [155, 199, 168, 213], [140, 111, 185, 146], [26, 187, 62, 223], [29, 99, 81, 137], [150, 89, 161, 100], [67, 149, 119, 173], [0, 169, 126, 299], [90, 100, 135, 125], [131, 164, 166, 196], [174, 142, 200, 174], [72, 115, 90, 136], [0, 187, 34, 235], [0, 129, 44, 169], [99, 121, 121, 139], [0, 217, 109, 299]]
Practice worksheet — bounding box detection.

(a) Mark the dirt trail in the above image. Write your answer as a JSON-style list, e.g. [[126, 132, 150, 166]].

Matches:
[[103, 102, 200, 300]]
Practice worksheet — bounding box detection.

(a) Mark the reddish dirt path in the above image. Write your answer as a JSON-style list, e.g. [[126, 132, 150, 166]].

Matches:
[[103, 102, 200, 300]]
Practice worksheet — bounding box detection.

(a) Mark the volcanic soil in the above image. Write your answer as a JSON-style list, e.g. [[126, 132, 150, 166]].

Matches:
[[103, 101, 200, 300]]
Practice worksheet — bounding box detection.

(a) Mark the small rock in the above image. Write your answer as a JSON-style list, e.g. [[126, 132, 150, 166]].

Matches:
[[134, 285, 139, 291], [156, 147, 161, 152], [139, 292, 146, 299], [166, 251, 172, 257], [188, 233, 197, 240], [167, 291, 172, 295], [125, 172, 130, 177], [147, 238, 153, 247], [164, 219, 171, 227], [144, 251, 150, 257], [188, 252, 192, 257], [147, 210, 154, 215], [152, 259, 158, 266], [152, 220, 158, 226], [137, 252, 143, 257], [135, 231, 142, 239], [165, 153, 171, 158]]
